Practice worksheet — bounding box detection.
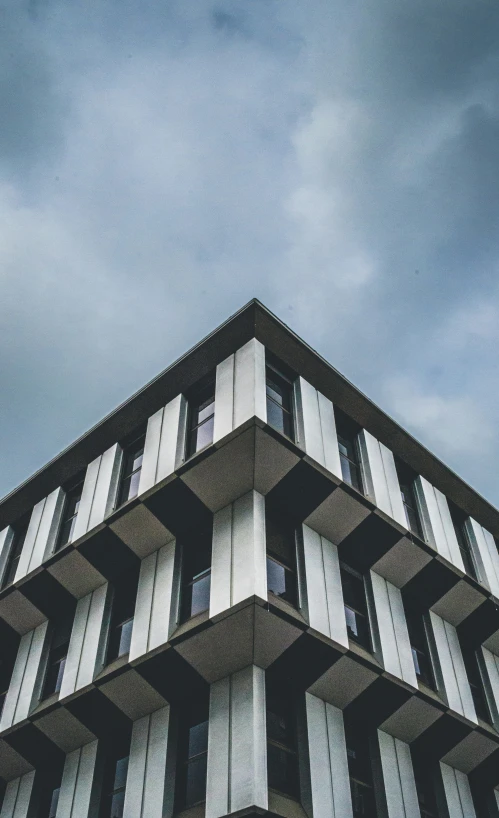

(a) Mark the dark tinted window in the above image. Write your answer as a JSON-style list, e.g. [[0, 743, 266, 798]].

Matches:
[[266, 508, 297, 607], [41, 618, 73, 699], [117, 430, 146, 507], [187, 377, 215, 457], [267, 683, 299, 799], [335, 410, 363, 493], [461, 645, 490, 723], [180, 533, 212, 622], [405, 607, 435, 690], [266, 361, 295, 441], [55, 477, 85, 551], [176, 703, 209, 809], [1, 515, 29, 588], [341, 564, 371, 650], [345, 723, 377, 817], [36, 779, 62, 818], [412, 756, 439, 818], [449, 502, 477, 580], [100, 752, 129, 818], [106, 575, 138, 664], [395, 460, 422, 537]]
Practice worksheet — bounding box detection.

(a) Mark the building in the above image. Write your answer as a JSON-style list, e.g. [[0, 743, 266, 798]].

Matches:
[[1, 299, 499, 818]]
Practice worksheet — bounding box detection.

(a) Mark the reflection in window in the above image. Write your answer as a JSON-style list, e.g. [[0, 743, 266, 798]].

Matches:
[[117, 431, 146, 507], [341, 565, 371, 651], [187, 378, 215, 458], [395, 460, 422, 537], [335, 410, 363, 493], [180, 534, 212, 622], [449, 502, 477, 581], [176, 705, 209, 809], [106, 577, 137, 664], [1, 515, 29, 588], [100, 753, 129, 818], [41, 618, 73, 699], [55, 477, 85, 551], [267, 683, 299, 799], [405, 607, 435, 690], [345, 723, 377, 817], [266, 509, 297, 607], [266, 362, 295, 441]]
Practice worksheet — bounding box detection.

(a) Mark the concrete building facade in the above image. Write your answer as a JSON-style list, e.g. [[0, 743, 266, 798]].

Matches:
[[1, 300, 499, 817]]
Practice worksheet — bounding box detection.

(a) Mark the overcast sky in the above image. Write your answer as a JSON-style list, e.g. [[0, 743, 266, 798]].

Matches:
[[1, 0, 499, 508]]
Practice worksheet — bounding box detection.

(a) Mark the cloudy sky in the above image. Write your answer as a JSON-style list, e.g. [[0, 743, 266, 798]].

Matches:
[[1, 0, 499, 507]]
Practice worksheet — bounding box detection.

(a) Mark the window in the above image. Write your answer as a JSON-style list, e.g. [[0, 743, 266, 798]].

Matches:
[[180, 533, 212, 622], [449, 502, 477, 580], [341, 564, 371, 651], [117, 429, 146, 507], [1, 515, 29, 589], [461, 645, 491, 723], [266, 361, 295, 441], [175, 703, 209, 810], [412, 757, 439, 818], [186, 376, 215, 458], [266, 508, 298, 607], [0, 657, 14, 719], [335, 409, 363, 493], [41, 618, 73, 700], [106, 576, 137, 664], [405, 607, 435, 690], [37, 782, 61, 818], [55, 476, 84, 551], [345, 722, 377, 818], [100, 751, 129, 818], [395, 460, 422, 537], [267, 682, 299, 799]]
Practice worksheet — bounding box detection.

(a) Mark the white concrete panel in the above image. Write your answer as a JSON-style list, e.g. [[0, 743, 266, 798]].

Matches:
[[481, 647, 499, 726], [298, 377, 325, 465], [0, 526, 14, 587], [139, 407, 164, 495], [72, 457, 101, 543], [57, 741, 98, 818], [440, 763, 476, 818], [157, 394, 186, 478], [16, 487, 65, 578], [230, 665, 268, 812], [306, 694, 353, 818], [430, 612, 476, 722], [371, 571, 417, 686], [435, 488, 465, 570], [318, 393, 342, 479], [1, 621, 48, 728], [124, 706, 170, 818], [302, 525, 348, 647], [414, 479, 465, 572], [232, 491, 267, 606], [0, 771, 35, 818], [206, 677, 230, 818], [358, 430, 390, 514], [130, 541, 176, 661], [233, 339, 266, 428], [380, 442, 407, 528], [213, 354, 235, 444], [378, 730, 420, 818], [466, 519, 499, 597], [0, 630, 33, 730], [60, 584, 108, 698], [210, 504, 233, 618], [88, 444, 122, 528]]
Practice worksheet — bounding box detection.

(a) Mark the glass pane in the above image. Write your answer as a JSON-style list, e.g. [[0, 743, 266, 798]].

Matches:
[[266, 397, 285, 435], [341, 570, 367, 615], [190, 572, 211, 617], [127, 469, 141, 502], [185, 755, 207, 806], [54, 656, 66, 693], [113, 756, 129, 790], [266, 381, 284, 407], [345, 606, 370, 650], [350, 778, 376, 817], [56, 517, 73, 550], [188, 720, 209, 758], [131, 449, 144, 473], [340, 454, 362, 492], [267, 743, 299, 798], [109, 790, 126, 818], [198, 398, 215, 424], [194, 416, 214, 452], [48, 787, 60, 818], [267, 708, 293, 746], [267, 557, 296, 605], [118, 618, 134, 657]]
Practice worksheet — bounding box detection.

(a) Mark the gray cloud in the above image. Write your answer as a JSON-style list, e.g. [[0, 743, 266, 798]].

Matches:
[[1, 0, 499, 507]]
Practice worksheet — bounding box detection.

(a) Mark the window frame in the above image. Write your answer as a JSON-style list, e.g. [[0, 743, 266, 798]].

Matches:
[[461, 643, 492, 724], [340, 562, 372, 652], [179, 532, 213, 624], [175, 701, 209, 811], [40, 617, 73, 701], [404, 605, 437, 692], [116, 428, 147, 509], [395, 460, 423, 537], [54, 475, 85, 552], [265, 358, 296, 442], [265, 507, 299, 609], [334, 408, 364, 494], [105, 574, 138, 665], [185, 375, 216, 460], [99, 746, 130, 818], [448, 501, 479, 581], [1, 516, 30, 589], [344, 721, 378, 818], [266, 681, 300, 801]]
